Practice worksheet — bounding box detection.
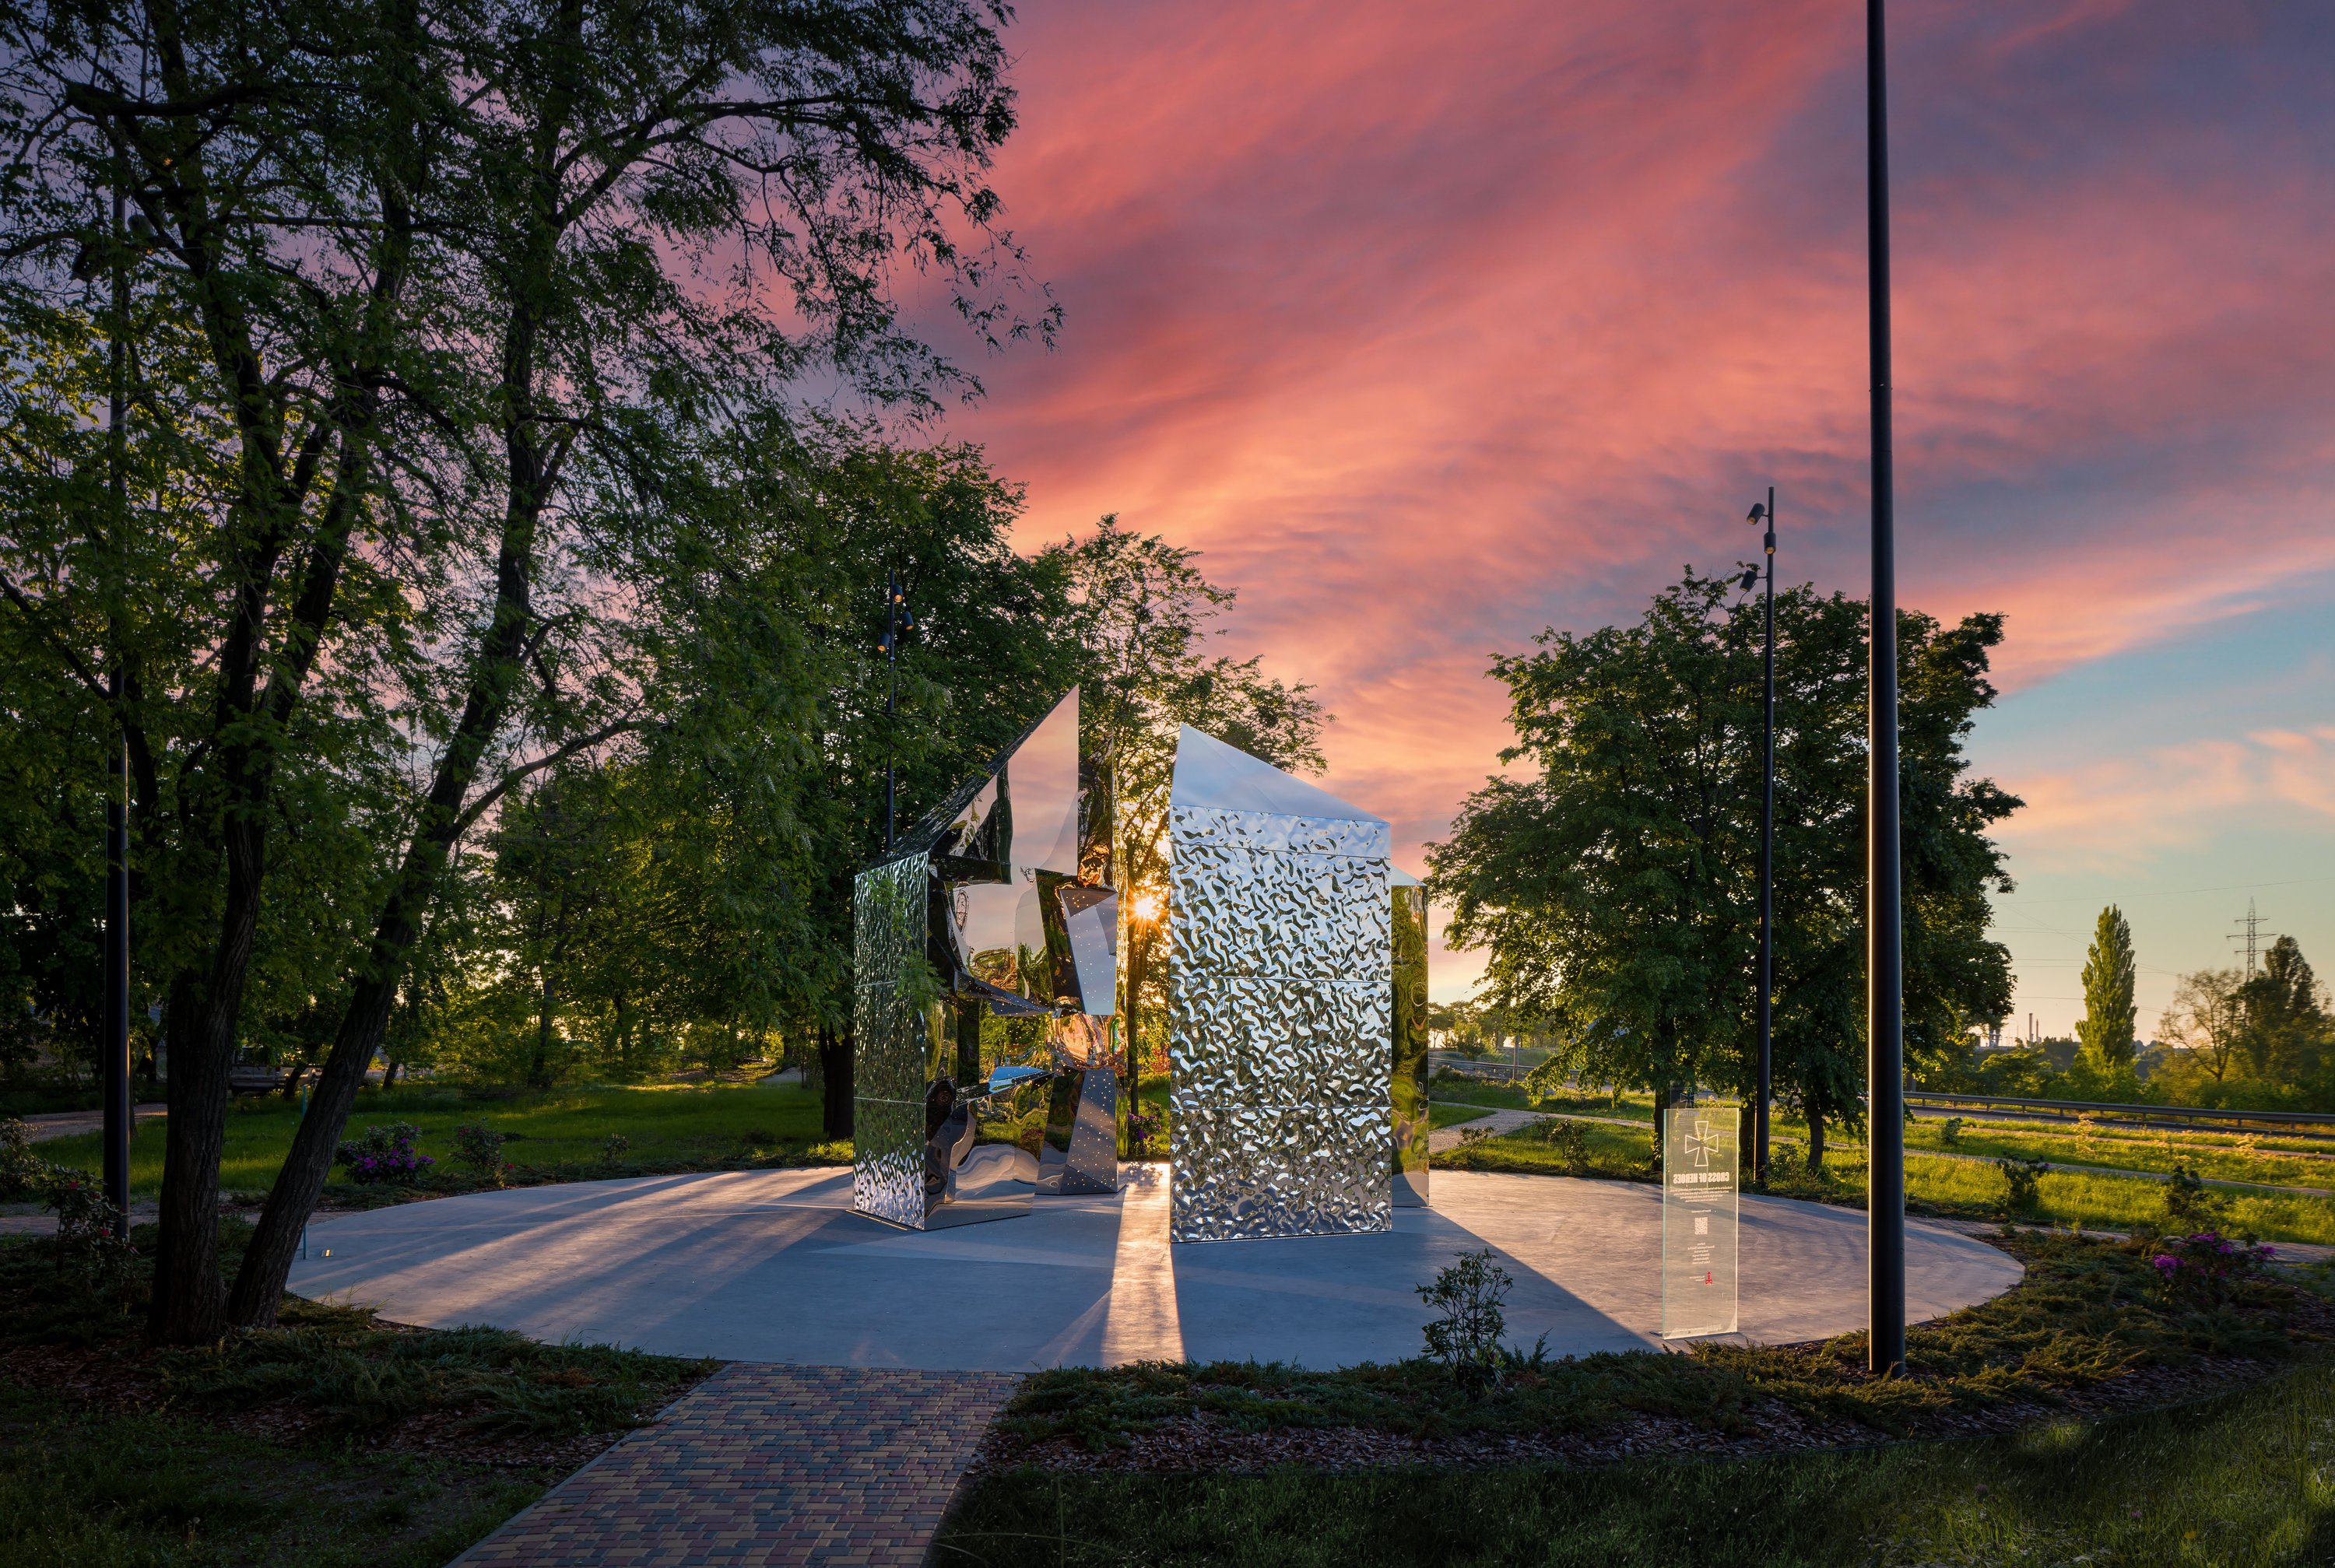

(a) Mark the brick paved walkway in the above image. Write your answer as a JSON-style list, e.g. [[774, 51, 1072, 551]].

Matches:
[[451, 1363, 1021, 1567]]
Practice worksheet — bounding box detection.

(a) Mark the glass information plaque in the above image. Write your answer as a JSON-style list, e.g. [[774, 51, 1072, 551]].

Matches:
[[1661, 1103, 1740, 1339]]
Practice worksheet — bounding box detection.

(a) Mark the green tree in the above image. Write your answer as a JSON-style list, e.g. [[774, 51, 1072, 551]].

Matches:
[[2, 0, 1055, 1338], [2075, 905, 2138, 1069], [2159, 968, 2246, 1087], [1429, 572, 2019, 1170], [2238, 936, 2330, 1086]]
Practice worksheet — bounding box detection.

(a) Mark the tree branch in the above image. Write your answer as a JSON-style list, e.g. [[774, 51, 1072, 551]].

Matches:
[[451, 719, 658, 840], [0, 569, 110, 703]]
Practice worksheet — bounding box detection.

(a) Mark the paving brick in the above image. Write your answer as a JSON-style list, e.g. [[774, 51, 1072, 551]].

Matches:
[[450, 1363, 1019, 1568]]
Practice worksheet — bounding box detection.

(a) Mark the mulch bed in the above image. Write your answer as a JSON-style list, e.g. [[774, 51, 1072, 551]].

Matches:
[[0, 1323, 711, 1474]]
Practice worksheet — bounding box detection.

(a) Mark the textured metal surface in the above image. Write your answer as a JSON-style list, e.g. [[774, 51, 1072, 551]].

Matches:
[[1167, 776, 1393, 1243], [1171, 978, 1389, 1104], [854, 854, 933, 1228], [1169, 840, 1391, 978], [851, 1096, 926, 1229], [1392, 883, 1431, 1206], [1168, 1103, 1391, 1242], [1170, 805, 1391, 860]]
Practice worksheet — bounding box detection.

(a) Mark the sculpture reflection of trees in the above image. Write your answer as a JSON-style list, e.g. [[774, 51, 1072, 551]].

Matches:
[[1427, 572, 2019, 1172]]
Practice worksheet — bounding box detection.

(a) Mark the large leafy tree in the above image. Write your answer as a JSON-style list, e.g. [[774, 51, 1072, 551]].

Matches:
[[2238, 936, 2330, 1087], [0, 0, 1054, 1338], [2075, 905, 2138, 1069], [1429, 572, 2019, 1168]]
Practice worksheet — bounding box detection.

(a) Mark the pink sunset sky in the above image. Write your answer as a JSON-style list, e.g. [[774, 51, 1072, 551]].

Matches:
[[928, 0, 2335, 1027]]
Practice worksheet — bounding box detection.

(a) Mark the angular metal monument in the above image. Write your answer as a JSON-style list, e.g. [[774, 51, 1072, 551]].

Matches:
[[852, 688, 1119, 1230], [1165, 726, 1399, 1242]]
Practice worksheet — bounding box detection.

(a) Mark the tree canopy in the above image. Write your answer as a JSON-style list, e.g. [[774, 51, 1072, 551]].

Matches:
[[1427, 570, 2020, 1166]]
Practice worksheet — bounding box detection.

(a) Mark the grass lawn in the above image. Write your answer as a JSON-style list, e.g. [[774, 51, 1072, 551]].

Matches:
[[33, 1079, 834, 1203], [1438, 1121, 2335, 1246], [0, 1217, 712, 1566], [1910, 1117, 2335, 1189], [939, 1362, 2335, 1567]]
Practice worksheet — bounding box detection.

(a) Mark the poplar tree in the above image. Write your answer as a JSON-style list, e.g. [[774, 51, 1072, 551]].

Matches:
[[2075, 904, 2138, 1069]]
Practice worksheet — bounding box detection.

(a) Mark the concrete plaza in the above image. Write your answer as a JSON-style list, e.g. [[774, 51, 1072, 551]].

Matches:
[[289, 1167, 2020, 1369]]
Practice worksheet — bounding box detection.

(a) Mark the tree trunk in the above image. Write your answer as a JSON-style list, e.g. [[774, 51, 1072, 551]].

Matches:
[[381, 1057, 402, 1091], [528, 966, 559, 1089], [149, 970, 235, 1343], [818, 1025, 854, 1141], [1807, 1106, 1828, 1173]]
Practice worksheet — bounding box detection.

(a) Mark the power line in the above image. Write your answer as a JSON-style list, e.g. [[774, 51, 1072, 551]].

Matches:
[[1995, 873, 2335, 905]]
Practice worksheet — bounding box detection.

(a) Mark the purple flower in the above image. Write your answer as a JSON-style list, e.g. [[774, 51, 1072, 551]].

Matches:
[[2151, 1255, 2179, 1272]]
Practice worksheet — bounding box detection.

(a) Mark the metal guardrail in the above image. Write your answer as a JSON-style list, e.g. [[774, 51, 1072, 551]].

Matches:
[[1906, 1090, 2335, 1134]]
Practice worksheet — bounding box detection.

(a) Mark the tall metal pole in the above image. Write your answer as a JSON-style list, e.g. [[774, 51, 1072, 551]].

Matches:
[[883, 572, 898, 854], [1755, 486, 1775, 1187], [1865, 0, 1907, 1376], [103, 168, 132, 1237]]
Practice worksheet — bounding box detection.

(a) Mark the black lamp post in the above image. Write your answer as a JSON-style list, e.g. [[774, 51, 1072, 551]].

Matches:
[[880, 571, 913, 853], [102, 169, 132, 1239], [1866, 0, 1908, 1377], [1743, 489, 1775, 1188]]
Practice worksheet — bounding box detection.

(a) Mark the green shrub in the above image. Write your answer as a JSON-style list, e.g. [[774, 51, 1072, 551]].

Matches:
[[2161, 1162, 2232, 1236], [449, 1123, 507, 1184], [0, 1119, 51, 1199], [1997, 1155, 2049, 1217]]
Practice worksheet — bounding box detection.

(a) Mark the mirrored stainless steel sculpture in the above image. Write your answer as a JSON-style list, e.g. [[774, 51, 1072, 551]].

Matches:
[[1391, 868, 1431, 1207], [1166, 725, 1397, 1242], [853, 688, 1120, 1229]]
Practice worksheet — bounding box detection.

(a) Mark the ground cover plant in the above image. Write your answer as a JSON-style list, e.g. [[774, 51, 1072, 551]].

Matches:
[[974, 1229, 2316, 1468], [938, 1360, 2335, 1567], [33, 1080, 831, 1207], [0, 1219, 713, 1566]]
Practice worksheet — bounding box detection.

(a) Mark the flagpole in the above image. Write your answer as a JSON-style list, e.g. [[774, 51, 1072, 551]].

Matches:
[[1866, 0, 1907, 1377]]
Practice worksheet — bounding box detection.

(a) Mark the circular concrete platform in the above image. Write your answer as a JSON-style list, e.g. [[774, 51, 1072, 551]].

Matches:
[[287, 1168, 2021, 1370]]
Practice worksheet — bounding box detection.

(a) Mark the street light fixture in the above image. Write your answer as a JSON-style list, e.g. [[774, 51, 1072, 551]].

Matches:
[[1745, 490, 1775, 1188]]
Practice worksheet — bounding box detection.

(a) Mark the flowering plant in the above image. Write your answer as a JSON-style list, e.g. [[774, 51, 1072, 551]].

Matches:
[[1124, 1111, 1161, 1156], [334, 1122, 434, 1186], [2148, 1229, 2274, 1307], [450, 1123, 508, 1184]]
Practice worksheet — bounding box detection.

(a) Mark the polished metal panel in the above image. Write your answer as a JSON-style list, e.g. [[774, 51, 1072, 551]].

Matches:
[[1166, 730, 1393, 1243], [855, 687, 1118, 1229], [1038, 1067, 1119, 1195], [1392, 879, 1431, 1206], [1058, 886, 1119, 1015]]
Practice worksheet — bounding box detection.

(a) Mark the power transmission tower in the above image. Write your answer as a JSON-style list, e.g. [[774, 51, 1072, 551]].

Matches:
[[2231, 899, 2263, 977]]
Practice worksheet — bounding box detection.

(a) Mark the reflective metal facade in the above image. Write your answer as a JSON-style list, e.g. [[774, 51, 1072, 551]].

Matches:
[[1392, 882, 1431, 1206], [1167, 780, 1395, 1243], [851, 854, 936, 1229], [854, 687, 1119, 1230]]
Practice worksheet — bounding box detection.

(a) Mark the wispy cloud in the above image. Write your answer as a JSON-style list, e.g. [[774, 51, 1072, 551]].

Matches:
[[921, 0, 2335, 985]]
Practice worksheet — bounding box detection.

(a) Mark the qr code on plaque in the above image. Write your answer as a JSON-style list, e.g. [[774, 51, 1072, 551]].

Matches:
[[1694, 1215, 1709, 1236]]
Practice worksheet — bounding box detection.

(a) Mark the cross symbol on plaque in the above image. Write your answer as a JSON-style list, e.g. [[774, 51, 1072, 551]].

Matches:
[[1684, 1116, 1715, 1169]]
